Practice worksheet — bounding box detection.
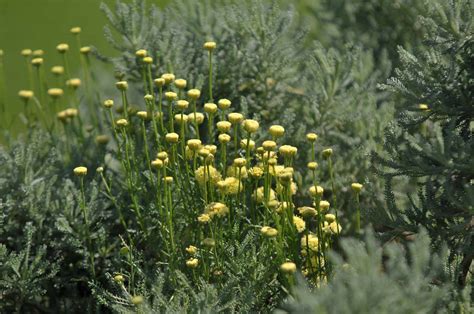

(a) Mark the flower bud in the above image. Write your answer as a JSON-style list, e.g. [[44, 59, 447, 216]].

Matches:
[[218, 98, 231, 110], [73, 166, 87, 176]]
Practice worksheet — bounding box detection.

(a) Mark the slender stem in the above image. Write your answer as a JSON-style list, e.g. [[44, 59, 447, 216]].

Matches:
[[208, 51, 213, 102], [192, 99, 200, 139]]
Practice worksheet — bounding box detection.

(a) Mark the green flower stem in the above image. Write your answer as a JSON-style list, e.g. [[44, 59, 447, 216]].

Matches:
[[355, 191, 361, 233], [168, 100, 174, 132], [157, 86, 165, 134], [233, 124, 239, 157], [327, 156, 340, 236], [121, 90, 129, 120], [192, 99, 200, 139], [208, 51, 213, 102], [207, 112, 214, 140]]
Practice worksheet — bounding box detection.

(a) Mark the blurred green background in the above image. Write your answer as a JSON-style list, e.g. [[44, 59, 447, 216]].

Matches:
[[0, 0, 168, 133]]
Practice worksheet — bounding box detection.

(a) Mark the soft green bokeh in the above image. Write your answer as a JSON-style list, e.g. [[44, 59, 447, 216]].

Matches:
[[0, 0, 167, 133]]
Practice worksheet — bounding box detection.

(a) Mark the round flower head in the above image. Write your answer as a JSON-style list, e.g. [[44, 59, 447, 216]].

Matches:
[[21, 49, 32, 56], [31, 58, 43, 66], [309, 185, 324, 197], [329, 221, 342, 234], [80, 46, 91, 55], [70, 26, 81, 34], [203, 41, 216, 51], [48, 88, 64, 98], [351, 183, 363, 193], [198, 148, 210, 158], [195, 166, 222, 187], [116, 119, 128, 127], [174, 78, 187, 89], [204, 202, 229, 218], [242, 119, 259, 133], [216, 121, 231, 133], [301, 234, 319, 252], [135, 49, 147, 58], [186, 245, 198, 255], [204, 144, 217, 155], [298, 206, 317, 218], [154, 78, 165, 87], [131, 295, 144, 305], [151, 159, 164, 169], [66, 78, 81, 89], [164, 176, 174, 184], [261, 226, 278, 238], [227, 165, 248, 179], [218, 98, 231, 110], [65, 108, 78, 118], [325, 214, 336, 223], [306, 133, 318, 142], [218, 133, 231, 144], [293, 216, 306, 233], [115, 81, 128, 91], [186, 258, 199, 269], [419, 103, 429, 111], [57, 110, 68, 122], [262, 140, 277, 151], [95, 135, 110, 145], [240, 139, 255, 151], [176, 100, 189, 110], [217, 177, 242, 195], [103, 99, 114, 108], [161, 73, 175, 84], [18, 90, 34, 100], [322, 148, 333, 159], [165, 133, 179, 143], [175, 114, 188, 124], [51, 66, 64, 75], [249, 166, 264, 179], [319, 200, 330, 211], [144, 94, 153, 102], [143, 56, 153, 64], [228, 112, 244, 124], [113, 274, 124, 283], [157, 151, 168, 160], [165, 91, 177, 101], [198, 213, 211, 224], [233, 157, 247, 168], [136, 111, 148, 120], [188, 112, 205, 124], [187, 88, 201, 100], [308, 162, 318, 170], [56, 43, 69, 53], [73, 166, 87, 176], [279, 145, 297, 158], [254, 186, 276, 204], [204, 103, 218, 114], [280, 262, 297, 274], [187, 139, 202, 151], [33, 49, 44, 56], [269, 125, 285, 138]]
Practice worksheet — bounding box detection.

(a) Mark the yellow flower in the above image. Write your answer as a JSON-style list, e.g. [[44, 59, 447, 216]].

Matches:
[[322, 148, 333, 159], [175, 114, 188, 124], [174, 79, 187, 89], [18, 90, 34, 100], [328, 221, 342, 234], [136, 111, 148, 120], [240, 139, 255, 150], [135, 49, 147, 57], [21, 49, 32, 56], [131, 295, 144, 305], [216, 121, 232, 133], [203, 41, 216, 51], [325, 214, 336, 223], [309, 185, 324, 197], [154, 78, 165, 87], [307, 162, 318, 170], [161, 73, 175, 84], [188, 112, 205, 124], [306, 133, 318, 142], [185, 245, 198, 255], [242, 119, 259, 133], [56, 43, 69, 53], [66, 78, 81, 89], [293, 216, 306, 233], [80, 46, 91, 55], [187, 139, 202, 151], [204, 202, 229, 218], [31, 58, 43, 66], [103, 99, 114, 108], [197, 213, 211, 224], [298, 206, 317, 218], [262, 140, 277, 151], [226, 165, 248, 179], [33, 49, 44, 56], [280, 262, 297, 274], [115, 81, 128, 91], [116, 119, 128, 127], [218, 98, 231, 110], [51, 66, 64, 75], [254, 187, 276, 204], [228, 112, 244, 124], [73, 166, 87, 176], [351, 183, 363, 193], [194, 166, 222, 187], [269, 125, 285, 138], [70, 26, 81, 34], [165, 91, 178, 100], [165, 133, 179, 143], [249, 166, 264, 179], [186, 258, 199, 268], [113, 274, 124, 283], [301, 234, 319, 252], [419, 103, 429, 111], [217, 177, 242, 195], [151, 159, 164, 169], [279, 145, 297, 158], [319, 200, 330, 212], [143, 56, 153, 64], [187, 88, 201, 100], [48, 88, 64, 98], [204, 103, 218, 114], [218, 133, 231, 144]]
